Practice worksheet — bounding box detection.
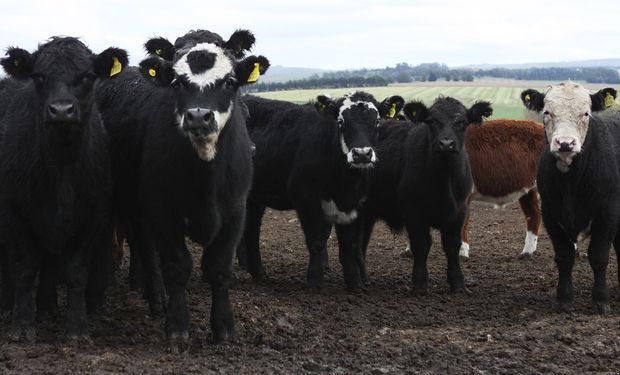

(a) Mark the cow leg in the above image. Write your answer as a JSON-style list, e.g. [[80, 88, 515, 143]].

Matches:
[[132, 222, 166, 317], [407, 224, 432, 294], [358, 216, 376, 286], [242, 201, 267, 280], [0, 247, 13, 317], [441, 212, 469, 293], [64, 244, 95, 344], [297, 204, 332, 289], [587, 220, 613, 315], [460, 194, 473, 258], [545, 220, 576, 309], [321, 226, 331, 272], [614, 234, 620, 288], [335, 222, 363, 291], [126, 224, 144, 292], [36, 255, 58, 318], [202, 210, 245, 343], [9, 244, 40, 342], [518, 189, 542, 259]]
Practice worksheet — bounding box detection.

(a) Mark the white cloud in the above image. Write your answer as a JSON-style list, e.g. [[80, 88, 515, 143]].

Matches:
[[0, 0, 618, 70]]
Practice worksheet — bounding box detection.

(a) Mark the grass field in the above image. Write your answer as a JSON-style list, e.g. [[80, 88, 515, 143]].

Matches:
[[252, 81, 620, 120]]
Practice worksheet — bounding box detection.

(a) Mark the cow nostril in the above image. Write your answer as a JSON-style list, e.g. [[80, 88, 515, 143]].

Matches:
[[66, 105, 74, 115], [203, 113, 212, 122], [186, 112, 194, 122]]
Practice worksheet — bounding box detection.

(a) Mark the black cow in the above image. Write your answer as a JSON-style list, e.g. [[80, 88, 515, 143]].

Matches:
[[521, 83, 620, 313], [359, 97, 492, 292], [97, 29, 268, 350], [0, 37, 127, 342], [241, 92, 404, 290]]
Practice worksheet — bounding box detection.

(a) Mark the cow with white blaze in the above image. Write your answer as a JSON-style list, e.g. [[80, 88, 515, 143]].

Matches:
[[521, 83, 620, 313], [359, 97, 492, 293], [97, 29, 269, 350], [241, 92, 404, 290]]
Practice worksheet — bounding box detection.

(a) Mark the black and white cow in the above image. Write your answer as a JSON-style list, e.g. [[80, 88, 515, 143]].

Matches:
[[0, 37, 126, 342], [97, 29, 268, 350], [521, 82, 620, 313], [359, 97, 492, 292], [240, 92, 404, 290]]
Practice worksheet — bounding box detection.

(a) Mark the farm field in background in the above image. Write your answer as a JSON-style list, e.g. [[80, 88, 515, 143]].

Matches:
[[254, 79, 620, 120]]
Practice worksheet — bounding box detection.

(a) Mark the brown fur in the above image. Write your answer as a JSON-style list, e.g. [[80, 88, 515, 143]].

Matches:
[[466, 119, 545, 197]]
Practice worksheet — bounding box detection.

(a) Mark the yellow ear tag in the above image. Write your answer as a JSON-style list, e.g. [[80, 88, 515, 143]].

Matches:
[[155, 48, 162, 56], [247, 63, 260, 83], [524, 94, 530, 102], [110, 56, 122, 77], [13, 59, 19, 67], [605, 92, 615, 108], [148, 68, 157, 77], [388, 103, 397, 118]]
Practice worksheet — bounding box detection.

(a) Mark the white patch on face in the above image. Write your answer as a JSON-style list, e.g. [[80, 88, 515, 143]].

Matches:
[[321, 200, 358, 225], [520, 231, 538, 256], [174, 43, 233, 90], [337, 97, 379, 125], [542, 82, 592, 172], [187, 102, 233, 161], [459, 242, 470, 258]]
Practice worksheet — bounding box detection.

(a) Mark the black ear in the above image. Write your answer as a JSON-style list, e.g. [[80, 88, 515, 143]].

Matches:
[[235, 55, 270, 86], [144, 37, 175, 61], [467, 101, 493, 124], [403, 100, 429, 123], [521, 89, 545, 112], [314, 94, 338, 118], [225, 29, 256, 58], [379, 95, 405, 119], [93, 48, 128, 79], [139, 57, 176, 86], [1, 48, 33, 79], [590, 87, 617, 112]]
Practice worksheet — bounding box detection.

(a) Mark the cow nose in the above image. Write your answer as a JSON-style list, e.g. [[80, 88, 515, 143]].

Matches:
[[183, 108, 214, 134], [555, 138, 576, 152], [438, 138, 456, 152], [351, 147, 374, 164], [47, 102, 76, 122]]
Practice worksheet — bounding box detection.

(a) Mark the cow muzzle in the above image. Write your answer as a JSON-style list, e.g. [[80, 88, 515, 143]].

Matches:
[[182, 108, 218, 137], [348, 147, 376, 168], [437, 138, 458, 153]]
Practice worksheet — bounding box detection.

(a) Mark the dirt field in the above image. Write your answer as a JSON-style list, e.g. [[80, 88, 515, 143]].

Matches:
[[1, 202, 620, 374]]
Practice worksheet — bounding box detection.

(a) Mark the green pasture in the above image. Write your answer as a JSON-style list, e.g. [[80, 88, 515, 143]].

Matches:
[[253, 86, 542, 120]]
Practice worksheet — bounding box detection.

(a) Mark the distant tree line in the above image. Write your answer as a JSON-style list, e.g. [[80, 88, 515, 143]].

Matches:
[[248, 62, 620, 92]]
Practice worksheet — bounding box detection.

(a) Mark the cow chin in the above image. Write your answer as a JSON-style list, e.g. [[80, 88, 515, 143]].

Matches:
[[348, 161, 375, 169], [551, 150, 578, 173], [190, 131, 219, 161]]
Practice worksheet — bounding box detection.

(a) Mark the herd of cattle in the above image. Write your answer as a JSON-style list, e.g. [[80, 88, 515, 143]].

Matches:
[[0, 29, 618, 351]]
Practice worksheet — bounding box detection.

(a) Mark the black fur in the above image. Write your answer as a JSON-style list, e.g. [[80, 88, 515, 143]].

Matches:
[[240, 93, 403, 290], [0, 37, 121, 342], [521, 87, 620, 313], [360, 97, 492, 293]]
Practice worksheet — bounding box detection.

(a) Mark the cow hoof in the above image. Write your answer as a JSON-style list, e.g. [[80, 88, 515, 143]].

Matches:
[[149, 302, 166, 318], [67, 334, 93, 347], [0, 310, 11, 321], [518, 253, 534, 261], [9, 326, 36, 343], [593, 302, 610, 315], [169, 332, 190, 354], [555, 300, 572, 313], [459, 255, 469, 261], [452, 286, 472, 295], [400, 249, 412, 259], [250, 270, 267, 282], [410, 287, 428, 296]]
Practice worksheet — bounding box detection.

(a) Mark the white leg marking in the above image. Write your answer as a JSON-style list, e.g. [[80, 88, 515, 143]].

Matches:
[[320, 200, 358, 225], [460, 242, 470, 258], [520, 231, 538, 256]]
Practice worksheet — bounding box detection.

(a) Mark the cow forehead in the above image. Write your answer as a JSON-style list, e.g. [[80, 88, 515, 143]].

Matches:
[[338, 97, 379, 123], [173, 43, 233, 90], [544, 83, 592, 113], [34, 43, 93, 75]]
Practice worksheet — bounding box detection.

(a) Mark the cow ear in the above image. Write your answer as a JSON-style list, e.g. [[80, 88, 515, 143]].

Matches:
[[314, 94, 338, 118], [144, 37, 175, 61], [1, 48, 33, 79], [139, 57, 176, 86], [467, 101, 493, 124], [403, 101, 428, 123], [93, 48, 128, 79], [379, 95, 405, 119], [521, 89, 545, 112], [225, 29, 256, 58], [590, 87, 617, 112], [235, 55, 270, 86]]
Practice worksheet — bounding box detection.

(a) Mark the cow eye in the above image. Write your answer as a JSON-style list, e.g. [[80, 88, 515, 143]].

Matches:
[[224, 77, 237, 88], [30, 72, 45, 85], [584, 112, 589, 117], [78, 73, 96, 86]]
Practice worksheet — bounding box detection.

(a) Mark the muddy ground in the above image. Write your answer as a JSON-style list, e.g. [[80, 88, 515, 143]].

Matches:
[[1, 202, 620, 374]]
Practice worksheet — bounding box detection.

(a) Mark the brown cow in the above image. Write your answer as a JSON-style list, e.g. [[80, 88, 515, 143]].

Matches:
[[403, 118, 546, 259]]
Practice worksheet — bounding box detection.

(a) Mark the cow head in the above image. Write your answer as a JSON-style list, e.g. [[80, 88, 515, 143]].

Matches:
[[315, 92, 404, 168], [521, 82, 617, 172], [139, 31, 269, 161], [0, 37, 127, 143], [404, 97, 492, 155]]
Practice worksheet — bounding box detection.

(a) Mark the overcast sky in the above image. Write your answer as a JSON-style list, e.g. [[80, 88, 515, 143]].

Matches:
[[0, 0, 619, 71]]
